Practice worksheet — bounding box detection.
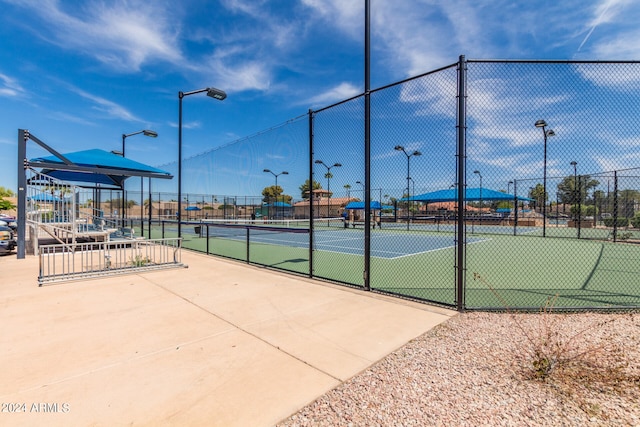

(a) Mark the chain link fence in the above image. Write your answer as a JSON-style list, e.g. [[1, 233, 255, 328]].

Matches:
[[119, 58, 640, 311]]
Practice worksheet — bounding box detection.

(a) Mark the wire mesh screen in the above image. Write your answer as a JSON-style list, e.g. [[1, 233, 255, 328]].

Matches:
[[116, 58, 640, 311], [153, 116, 312, 272], [368, 66, 459, 305], [464, 60, 640, 309], [312, 96, 365, 286]]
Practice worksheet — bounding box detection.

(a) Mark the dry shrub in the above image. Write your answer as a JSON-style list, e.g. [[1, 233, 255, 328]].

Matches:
[[473, 272, 640, 415]]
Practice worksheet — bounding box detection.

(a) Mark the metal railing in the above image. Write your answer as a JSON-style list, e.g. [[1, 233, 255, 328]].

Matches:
[[38, 238, 183, 285]]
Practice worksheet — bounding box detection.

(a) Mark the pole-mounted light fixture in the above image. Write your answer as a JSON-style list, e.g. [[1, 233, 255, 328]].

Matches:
[[264, 169, 288, 219], [474, 170, 483, 220], [535, 119, 555, 237], [315, 160, 341, 220], [395, 145, 421, 230], [119, 129, 159, 224], [178, 87, 226, 238]]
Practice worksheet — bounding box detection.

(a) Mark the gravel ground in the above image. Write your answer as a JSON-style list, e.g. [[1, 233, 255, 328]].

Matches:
[[278, 311, 640, 427]]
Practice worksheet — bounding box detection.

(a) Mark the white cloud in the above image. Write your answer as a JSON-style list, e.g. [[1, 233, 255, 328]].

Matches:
[[203, 56, 272, 93], [301, 0, 362, 38], [70, 87, 142, 122], [306, 82, 361, 107], [0, 72, 26, 98], [168, 121, 201, 130], [589, 30, 640, 59], [47, 111, 96, 126], [4, 0, 183, 71], [577, 0, 632, 52]]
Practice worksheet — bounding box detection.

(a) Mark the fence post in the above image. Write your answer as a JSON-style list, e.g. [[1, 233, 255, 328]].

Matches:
[[513, 179, 518, 236], [455, 55, 467, 312], [308, 109, 314, 278], [363, 0, 371, 292], [613, 171, 618, 242]]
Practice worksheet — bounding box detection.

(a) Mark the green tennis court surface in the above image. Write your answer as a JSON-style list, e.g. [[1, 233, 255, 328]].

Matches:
[[141, 222, 640, 309]]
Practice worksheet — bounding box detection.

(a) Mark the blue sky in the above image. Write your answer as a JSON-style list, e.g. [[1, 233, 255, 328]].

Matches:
[[1, 0, 640, 198]]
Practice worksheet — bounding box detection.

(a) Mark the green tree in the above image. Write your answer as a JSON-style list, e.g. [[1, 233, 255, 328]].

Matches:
[[528, 184, 546, 210], [618, 189, 640, 218], [556, 175, 599, 205], [262, 185, 292, 204], [299, 179, 322, 199], [0, 199, 16, 211], [0, 186, 15, 197]]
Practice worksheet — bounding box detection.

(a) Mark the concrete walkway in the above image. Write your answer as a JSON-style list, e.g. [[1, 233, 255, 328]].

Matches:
[[0, 250, 455, 426]]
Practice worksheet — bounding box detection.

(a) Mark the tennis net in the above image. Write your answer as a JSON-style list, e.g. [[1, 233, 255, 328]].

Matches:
[[194, 218, 345, 238]]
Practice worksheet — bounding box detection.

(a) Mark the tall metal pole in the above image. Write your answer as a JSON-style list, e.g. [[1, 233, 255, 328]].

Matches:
[[513, 179, 518, 236], [17, 129, 28, 259], [543, 129, 547, 236], [176, 86, 226, 237], [535, 120, 554, 237], [364, 0, 371, 291], [308, 109, 314, 278], [578, 175, 582, 239], [178, 92, 184, 238], [121, 133, 126, 222], [571, 161, 578, 238], [148, 177, 152, 239], [455, 55, 467, 312], [406, 156, 410, 230]]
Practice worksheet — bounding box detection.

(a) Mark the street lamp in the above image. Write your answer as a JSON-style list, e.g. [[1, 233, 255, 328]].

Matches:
[[474, 170, 482, 222], [535, 119, 555, 237], [507, 180, 514, 220], [409, 177, 416, 220], [570, 160, 580, 238], [263, 169, 288, 219], [118, 129, 158, 226], [178, 87, 226, 238], [395, 145, 421, 230], [315, 160, 341, 220]]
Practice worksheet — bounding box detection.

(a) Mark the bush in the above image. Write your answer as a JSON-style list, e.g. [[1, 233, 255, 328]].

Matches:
[[473, 272, 639, 415], [603, 217, 629, 227], [630, 213, 640, 228]]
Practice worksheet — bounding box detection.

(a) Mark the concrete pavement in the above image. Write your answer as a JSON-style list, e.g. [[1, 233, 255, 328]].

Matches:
[[0, 250, 455, 426]]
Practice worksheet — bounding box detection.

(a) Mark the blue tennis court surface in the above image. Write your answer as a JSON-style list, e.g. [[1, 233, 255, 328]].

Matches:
[[199, 227, 488, 259]]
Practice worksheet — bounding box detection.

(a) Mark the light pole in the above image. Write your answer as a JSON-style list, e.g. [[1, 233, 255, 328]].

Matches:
[[117, 129, 158, 227], [409, 177, 416, 220], [474, 170, 482, 223], [263, 169, 288, 219], [570, 160, 580, 238], [395, 145, 421, 230], [535, 120, 555, 237], [507, 180, 514, 219], [178, 87, 226, 238], [315, 160, 341, 220]]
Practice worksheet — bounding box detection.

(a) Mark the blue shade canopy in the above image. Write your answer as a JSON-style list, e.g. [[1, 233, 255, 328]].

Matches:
[[29, 149, 173, 189], [263, 201, 292, 207], [185, 206, 201, 211], [27, 192, 68, 202], [401, 187, 532, 202], [344, 201, 383, 210]]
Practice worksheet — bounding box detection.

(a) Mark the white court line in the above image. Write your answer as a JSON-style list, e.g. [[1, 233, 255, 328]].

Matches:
[[210, 230, 492, 260]]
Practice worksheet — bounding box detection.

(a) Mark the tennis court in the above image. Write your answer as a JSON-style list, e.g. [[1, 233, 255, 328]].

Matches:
[[143, 220, 640, 310], [183, 219, 487, 259]]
